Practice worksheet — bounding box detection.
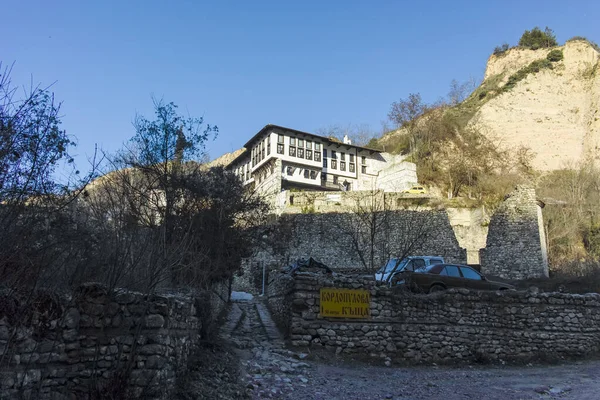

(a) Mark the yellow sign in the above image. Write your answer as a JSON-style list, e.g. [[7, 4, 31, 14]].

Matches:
[[319, 288, 371, 319]]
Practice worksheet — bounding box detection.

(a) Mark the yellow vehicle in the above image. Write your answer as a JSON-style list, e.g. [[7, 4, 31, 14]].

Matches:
[[402, 185, 427, 194]]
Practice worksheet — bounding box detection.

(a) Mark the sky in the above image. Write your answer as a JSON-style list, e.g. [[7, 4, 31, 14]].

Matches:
[[2, 0, 599, 172]]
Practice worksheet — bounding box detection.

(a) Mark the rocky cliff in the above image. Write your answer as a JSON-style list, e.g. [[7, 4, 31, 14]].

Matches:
[[470, 40, 600, 171]]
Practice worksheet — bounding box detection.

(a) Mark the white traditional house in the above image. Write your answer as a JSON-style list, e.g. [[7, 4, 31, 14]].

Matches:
[[228, 124, 417, 197]]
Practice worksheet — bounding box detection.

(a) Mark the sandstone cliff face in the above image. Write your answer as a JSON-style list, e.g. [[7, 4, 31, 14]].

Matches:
[[471, 40, 600, 171], [206, 148, 245, 168]]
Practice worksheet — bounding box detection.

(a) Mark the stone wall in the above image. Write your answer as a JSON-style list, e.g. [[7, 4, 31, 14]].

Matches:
[[480, 185, 549, 279], [267, 270, 600, 364], [233, 209, 467, 294], [278, 190, 434, 214], [0, 282, 229, 399]]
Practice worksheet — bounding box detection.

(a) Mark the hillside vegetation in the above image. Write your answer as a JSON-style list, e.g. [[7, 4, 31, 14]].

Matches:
[[369, 28, 600, 269]]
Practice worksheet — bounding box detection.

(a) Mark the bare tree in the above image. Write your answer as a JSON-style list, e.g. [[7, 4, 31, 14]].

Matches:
[[388, 93, 428, 129], [315, 123, 378, 147], [447, 78, 476, 106], [339, 190, 438, 279], [0, 62, 95, 291], [341, 190, 390, 274]]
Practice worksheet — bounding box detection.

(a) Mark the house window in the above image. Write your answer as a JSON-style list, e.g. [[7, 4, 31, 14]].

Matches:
[[277, 143, 284, 154], [298, 139, 304, 148], [289, 146, 296, 157], [286, 166, 294, 176], [314, 151, 321, 162], [315, 143, 321, 151], [278, 134, 284, 143], [290, 137, 296, 146], [331, 150, 337, 159], [349, 163, 355, 173], [267, 137, 271, 155], [306, 141, 312, 149], [323, 158, 327, 168], [310, 170, 317, 179], [323, 149, 327, 158], [341, 152, 345, 161], [321, 172, 327, 180], [331, 160, 337, 169], [333, 175, 338, 184], [350, 154, 355, 163], [297, 148, 304, 158], [361, 156, 366, 165], [306, 149, 312, 160], [361, 165, 367, 174], [340, 161, 346, 171], [304, 169, 309, 179]]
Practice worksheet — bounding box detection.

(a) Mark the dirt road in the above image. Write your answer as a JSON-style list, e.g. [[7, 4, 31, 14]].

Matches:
[[289, 358, 600, 400], [222, 295, 600, 400]]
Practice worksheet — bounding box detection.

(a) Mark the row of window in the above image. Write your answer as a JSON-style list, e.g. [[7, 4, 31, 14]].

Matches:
[[251, 136, 270, 167], [323, 149, 355, 162], [286, 166, 319, 180], [283, 167, 351, 189], [279, 134, 322, 151], [247, 133, 369, 175], [323, 159, 356, 172], [280, 144, 322, 162], [235, 163, 251, 182]]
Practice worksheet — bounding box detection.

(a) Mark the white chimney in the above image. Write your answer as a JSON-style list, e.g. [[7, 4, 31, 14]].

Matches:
[[343, 134, 352, 145]]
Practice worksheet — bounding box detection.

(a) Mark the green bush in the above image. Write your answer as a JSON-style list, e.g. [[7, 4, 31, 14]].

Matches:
[[546, 49, 564, 62], [583, 223, 600, 259], [493, 43, 510, 55], [366, 137, 383, 150], [518, 27, 558, 50], [503, 59, 553, 91]]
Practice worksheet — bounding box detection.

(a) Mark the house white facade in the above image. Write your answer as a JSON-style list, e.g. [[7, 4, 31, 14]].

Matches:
[[228, 125, 417, 197]]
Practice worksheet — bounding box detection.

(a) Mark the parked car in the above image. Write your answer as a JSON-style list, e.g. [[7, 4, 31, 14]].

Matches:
[[402, 185, 427, 194], [395, 263, 515, 293], [375, 256, 444, 283]]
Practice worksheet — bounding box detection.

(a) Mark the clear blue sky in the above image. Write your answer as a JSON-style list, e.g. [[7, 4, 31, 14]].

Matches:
[[2, 0, 599, 170]]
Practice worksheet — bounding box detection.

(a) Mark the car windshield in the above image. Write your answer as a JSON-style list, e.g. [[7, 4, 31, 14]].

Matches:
[[378, 258, 407, 274]]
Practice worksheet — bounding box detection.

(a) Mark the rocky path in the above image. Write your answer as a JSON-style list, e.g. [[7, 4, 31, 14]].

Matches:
[[222, 294, 312, 399], [221, 293, 600, 400]]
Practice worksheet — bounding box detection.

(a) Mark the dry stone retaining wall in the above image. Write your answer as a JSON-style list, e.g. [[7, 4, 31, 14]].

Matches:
[[235, 209, 467, 294], [0, 282, 229, 399], [268, 270, 600, 363]]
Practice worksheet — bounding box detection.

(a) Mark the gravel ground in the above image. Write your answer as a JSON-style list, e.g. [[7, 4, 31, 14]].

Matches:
[[288, 358, 600, 400], [215, 296, 600, 400]]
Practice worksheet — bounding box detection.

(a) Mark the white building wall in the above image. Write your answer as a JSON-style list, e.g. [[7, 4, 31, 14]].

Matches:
[[229, 126, 418, 195], [373, 153, 418, 192]]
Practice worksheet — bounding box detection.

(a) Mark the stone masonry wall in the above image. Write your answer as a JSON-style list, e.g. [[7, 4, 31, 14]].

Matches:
[[480, 185, 549, 279], [0, 282, 229, 399], [267, 270, 600, 364], [234, 209, 467, 294]]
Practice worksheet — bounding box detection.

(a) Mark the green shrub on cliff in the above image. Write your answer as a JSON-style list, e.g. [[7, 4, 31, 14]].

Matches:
[[519, 27, 558, 50], [546, 49, 564, 62], [493, 43, 510, 56], [503, 59, 553, 91]]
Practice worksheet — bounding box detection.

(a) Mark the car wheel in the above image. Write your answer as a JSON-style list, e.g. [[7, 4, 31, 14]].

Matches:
[[428, 284, 445, 294]]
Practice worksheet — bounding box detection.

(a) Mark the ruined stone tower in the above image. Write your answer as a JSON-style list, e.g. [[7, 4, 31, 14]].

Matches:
[[480, 185, 548, 279]]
